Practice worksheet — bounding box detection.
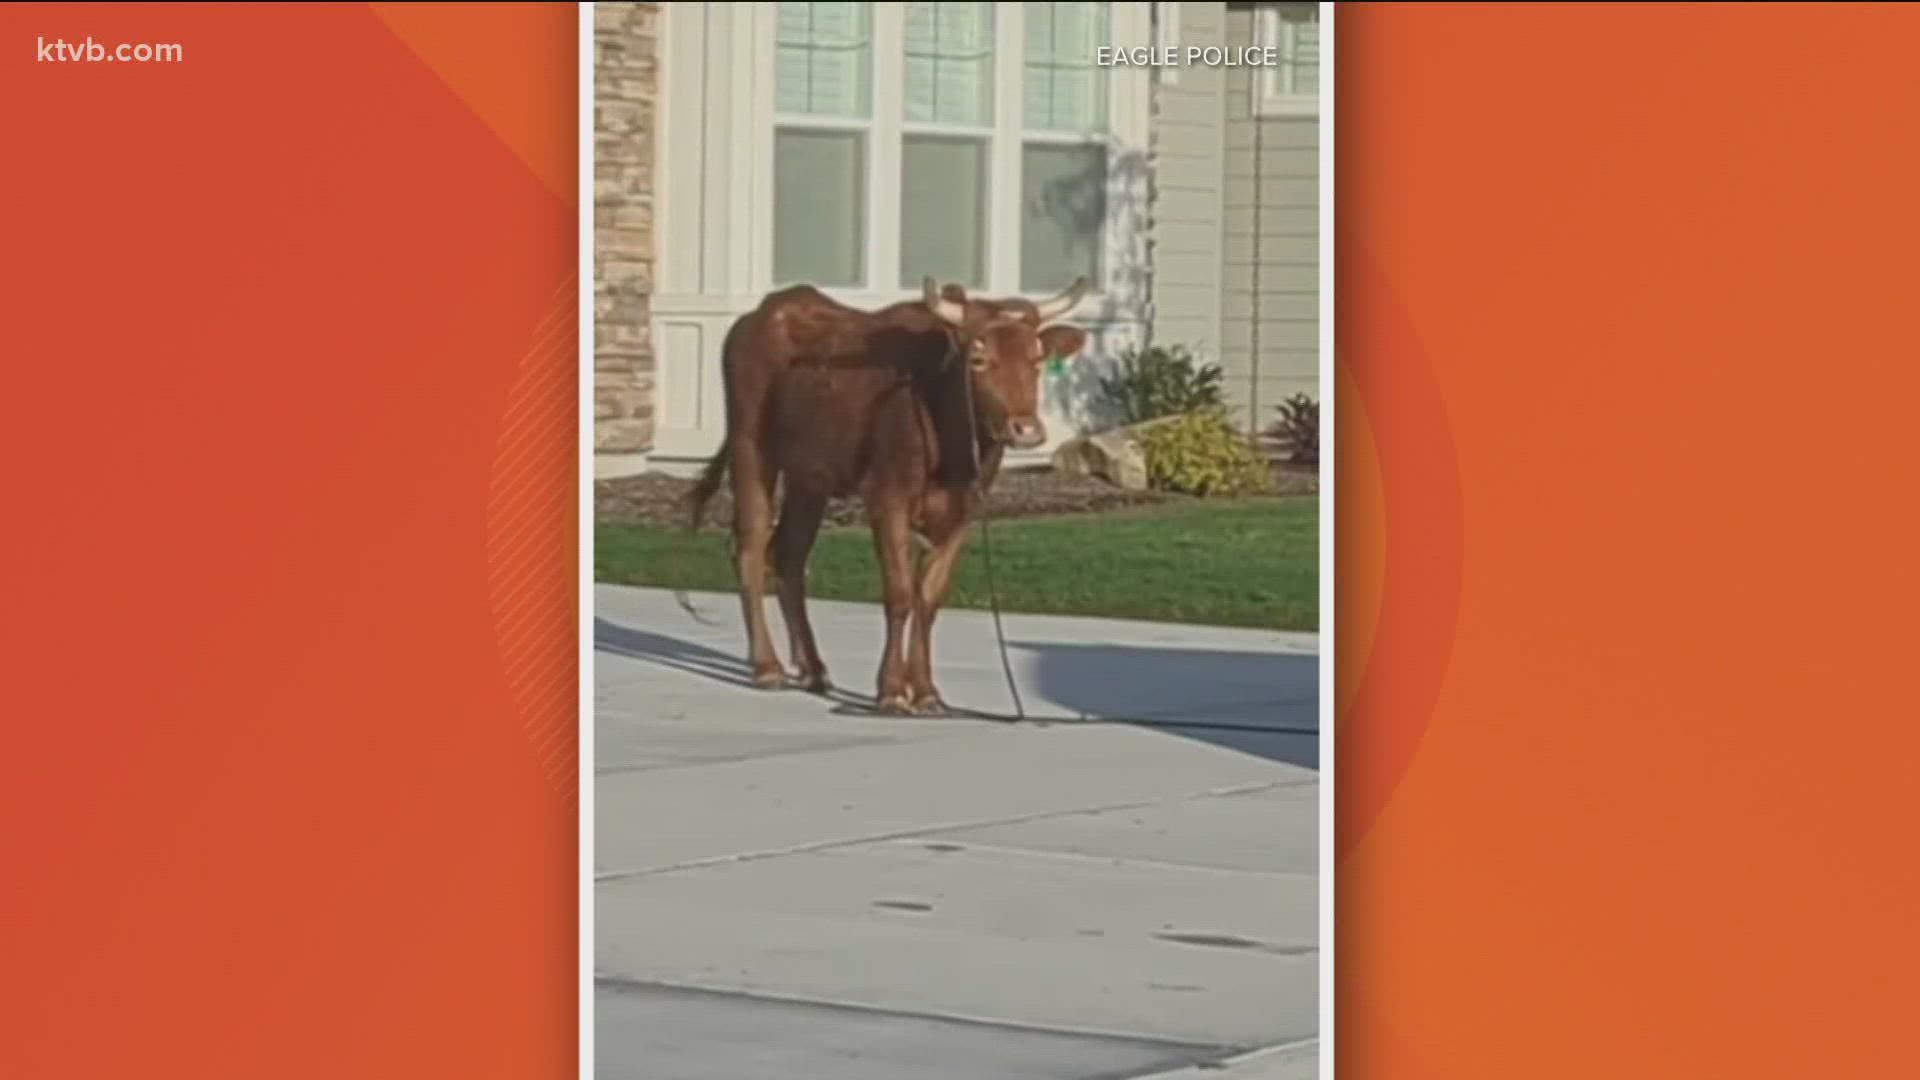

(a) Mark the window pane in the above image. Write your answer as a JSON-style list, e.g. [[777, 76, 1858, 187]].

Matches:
[[775, 129, 866, 286], [901, 136, 988, 288], [1021, 142, 1104, 292], [1023, 2, 1109, 132], [1259, 4, 1319, 101], [1283, 6, 1320, 96], [775, 2, 873, 118], [904, 3, 994, 126]]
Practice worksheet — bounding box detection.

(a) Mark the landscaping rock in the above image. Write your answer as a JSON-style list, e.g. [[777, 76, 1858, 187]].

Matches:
[[1050, 416, 1182, 492]]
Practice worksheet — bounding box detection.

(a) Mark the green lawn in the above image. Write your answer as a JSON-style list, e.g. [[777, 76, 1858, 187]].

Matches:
[[595, 496, 1318, 632]]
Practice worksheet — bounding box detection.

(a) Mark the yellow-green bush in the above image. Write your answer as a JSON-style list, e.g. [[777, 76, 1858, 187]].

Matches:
[[1138, 409, 1273, 498]]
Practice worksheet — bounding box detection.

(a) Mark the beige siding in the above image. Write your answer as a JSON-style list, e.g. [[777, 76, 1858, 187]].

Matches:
[[1219, 2, 1319, 432], [1145, 2, 1229, 378], [1147, 2, 1320, 434]]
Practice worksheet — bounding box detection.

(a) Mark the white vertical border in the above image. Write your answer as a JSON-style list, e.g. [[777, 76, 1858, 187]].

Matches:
[[1316, 4, 1336, 1080], [577, 5, 597, 1079]]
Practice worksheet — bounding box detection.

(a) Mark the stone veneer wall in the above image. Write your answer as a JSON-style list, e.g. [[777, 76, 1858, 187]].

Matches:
[[593, 3, 658, 461]]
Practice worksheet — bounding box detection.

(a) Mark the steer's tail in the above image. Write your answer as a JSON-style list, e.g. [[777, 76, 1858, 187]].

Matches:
[[685, 440, 729, 534], [675, 441, 730, 623]]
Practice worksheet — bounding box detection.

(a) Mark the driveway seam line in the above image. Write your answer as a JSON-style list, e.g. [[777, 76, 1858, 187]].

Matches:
[[592, 737, 918, 776], [1115, 1036, 1321, 1078], [594, 973, 1248, 1055], [593, 777, 1315, 883], [591, 720, 1024, 778], [859, 837, 1320, 879]]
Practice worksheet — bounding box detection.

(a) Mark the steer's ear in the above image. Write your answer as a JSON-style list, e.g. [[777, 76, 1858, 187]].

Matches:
[[1038, 324, 1089, 361]]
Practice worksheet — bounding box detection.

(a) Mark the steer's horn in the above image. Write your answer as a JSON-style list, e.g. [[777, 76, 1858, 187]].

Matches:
[[923, 276, 965, 325], [1033, 276, 1091, 322]]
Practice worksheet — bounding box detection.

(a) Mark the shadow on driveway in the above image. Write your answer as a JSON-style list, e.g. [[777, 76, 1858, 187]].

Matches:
[[1011, 640, 1318, 772], [594, 617, 888, 716], [595, 618, 759, 689], [595, 618, 1319, 771]]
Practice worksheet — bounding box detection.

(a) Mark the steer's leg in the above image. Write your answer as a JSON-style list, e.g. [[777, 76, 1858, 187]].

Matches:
[[907, 496, 971, 715], [869, 504, 916, 715], [773, 486, 832, 694], [732, 438, 786, 689]]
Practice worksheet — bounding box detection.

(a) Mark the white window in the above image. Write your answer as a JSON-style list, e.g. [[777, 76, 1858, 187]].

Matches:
[[1022, 2, 1109, 292], [1252, 2, 1320, 118], [900, 2, 995, 288], [768, 1, 1136, 298], [773, 2, 875, 287]]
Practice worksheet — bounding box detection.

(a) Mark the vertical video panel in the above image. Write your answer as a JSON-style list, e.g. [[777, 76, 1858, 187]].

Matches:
[[591, 4, 1324, 1077]]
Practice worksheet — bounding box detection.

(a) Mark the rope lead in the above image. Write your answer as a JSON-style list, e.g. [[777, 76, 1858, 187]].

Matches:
[[977, 489, 1026, 723]]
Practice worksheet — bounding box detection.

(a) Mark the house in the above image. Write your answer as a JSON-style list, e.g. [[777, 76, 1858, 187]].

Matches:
[[594, 1, 1320, 478]]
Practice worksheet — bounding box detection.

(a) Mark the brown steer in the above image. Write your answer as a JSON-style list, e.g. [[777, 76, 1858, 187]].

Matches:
[[686, 276, 1091, 713]]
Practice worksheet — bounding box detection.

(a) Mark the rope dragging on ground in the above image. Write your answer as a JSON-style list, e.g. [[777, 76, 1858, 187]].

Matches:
[[937, 414, 1313, 734], [964, 410, 1314, 736], [976, 487, 1027, 723], [943, 343, 1031, 726]]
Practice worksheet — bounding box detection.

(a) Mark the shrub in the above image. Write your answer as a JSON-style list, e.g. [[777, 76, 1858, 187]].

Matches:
[[1097, 345, 1225, 427], [1139, 409, 1274, 498], [1267, 393, 1319, 467]]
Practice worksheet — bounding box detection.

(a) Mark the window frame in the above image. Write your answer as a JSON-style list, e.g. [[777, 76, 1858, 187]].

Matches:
[[757, 1, 1151, 310], [898, 1, 998, 290], [771, 2, 879, 288], [1251, 2, 1321, 119], [1019, 1, 1117, 295]]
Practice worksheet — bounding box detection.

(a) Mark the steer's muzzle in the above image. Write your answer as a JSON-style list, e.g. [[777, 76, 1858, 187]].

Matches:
[[1006, 417, 1047, 450]]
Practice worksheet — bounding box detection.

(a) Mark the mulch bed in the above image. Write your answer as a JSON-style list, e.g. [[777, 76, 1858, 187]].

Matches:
[[595, 462, 1317, 529]]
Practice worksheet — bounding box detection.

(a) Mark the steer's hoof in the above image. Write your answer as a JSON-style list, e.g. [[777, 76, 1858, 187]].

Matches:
[[875, 692, 915, 716], [799, 672, 834, 696], [908, 691, 949, 717], [750, 669, 789, 691]]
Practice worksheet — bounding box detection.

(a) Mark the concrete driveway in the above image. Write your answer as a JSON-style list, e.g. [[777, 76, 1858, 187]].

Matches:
[[594, 584, 1321, 1079]]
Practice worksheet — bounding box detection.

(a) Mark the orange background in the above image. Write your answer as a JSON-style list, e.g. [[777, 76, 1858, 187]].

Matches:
[[1337, 4, 1920, 1077], [0, 5, 578, 1078], [12, 2, 1920, 1078]]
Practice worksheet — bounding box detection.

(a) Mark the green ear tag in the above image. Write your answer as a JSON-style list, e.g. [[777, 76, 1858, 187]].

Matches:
[[1045, 354, 1066, 377]]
